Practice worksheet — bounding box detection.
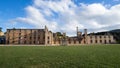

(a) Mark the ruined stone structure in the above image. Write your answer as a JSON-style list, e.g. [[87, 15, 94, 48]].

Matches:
[[0, 31, 5, 44], [0, 31, 4, 36], [52, 27, 116, 45], [5, 26, 116, 45], [87, 35, 115, 44], [6, 26, 53, 45]]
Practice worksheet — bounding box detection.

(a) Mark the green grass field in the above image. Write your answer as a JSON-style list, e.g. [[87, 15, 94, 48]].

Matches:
[[0, 45, 120, 68]]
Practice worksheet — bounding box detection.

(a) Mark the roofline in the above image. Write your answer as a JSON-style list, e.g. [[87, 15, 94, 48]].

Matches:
[[7, 29, 44, 30]]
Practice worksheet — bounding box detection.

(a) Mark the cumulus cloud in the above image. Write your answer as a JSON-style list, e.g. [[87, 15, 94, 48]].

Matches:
[[13, 0, 120, 36]]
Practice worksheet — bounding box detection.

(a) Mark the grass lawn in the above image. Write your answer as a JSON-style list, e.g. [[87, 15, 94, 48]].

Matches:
[[0, 45, 120, 68]]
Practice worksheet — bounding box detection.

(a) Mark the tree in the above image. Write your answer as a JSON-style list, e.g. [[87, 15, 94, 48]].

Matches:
[[56, 32, 62, 36], [0, 27, 2, 32]]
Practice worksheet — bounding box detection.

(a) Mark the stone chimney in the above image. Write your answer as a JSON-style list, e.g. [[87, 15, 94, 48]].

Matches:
[[76, 27, 79, 37], [84, 29, 87, 44], [45, 25, 48, 45], [63, 32, 66, 37]]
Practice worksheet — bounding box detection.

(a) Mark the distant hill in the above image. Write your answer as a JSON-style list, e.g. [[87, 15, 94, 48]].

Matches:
[[109, 29, 120, 33], [109, 29, 120, 43]]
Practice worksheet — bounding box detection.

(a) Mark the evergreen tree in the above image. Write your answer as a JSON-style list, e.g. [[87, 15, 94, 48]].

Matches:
[[0, 27, 2, 32]]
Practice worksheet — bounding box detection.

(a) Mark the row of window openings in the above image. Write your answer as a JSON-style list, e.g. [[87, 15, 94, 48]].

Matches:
[[8, 33, 44, 37], [8, 35, 44, 39], [8, 36, 45, 40], [90, 40, 111, 43], [7, 37, 49, 43], [19, 37, 44, 40], [19, 33, 43, 36], [54, 41, 81, 44], [18, 33, 44, 35], [8, 30, 43, 33], [90, 36, 111, 39], [7, 41, 44, 44], [23, 36, 48, 39], [69, 41, 81, 44]]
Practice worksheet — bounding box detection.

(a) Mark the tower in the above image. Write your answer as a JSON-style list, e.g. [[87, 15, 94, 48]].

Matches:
[[84, 29, 88, 44], [76, 27, 82, 38], [45, 25, 48, 45], [76, 27, 78, 37]]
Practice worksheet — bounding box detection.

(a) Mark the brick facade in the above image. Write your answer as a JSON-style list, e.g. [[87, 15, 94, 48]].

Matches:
[[5, 26, 116, 45], [6, 26, 53, 45]]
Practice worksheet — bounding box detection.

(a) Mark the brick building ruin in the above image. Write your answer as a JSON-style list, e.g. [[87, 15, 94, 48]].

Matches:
[[5, 26, 116, 45]]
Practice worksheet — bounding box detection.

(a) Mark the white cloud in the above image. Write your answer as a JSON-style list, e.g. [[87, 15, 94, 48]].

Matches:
[[80, 3, 107, 16], [12, 0, 120, 36]]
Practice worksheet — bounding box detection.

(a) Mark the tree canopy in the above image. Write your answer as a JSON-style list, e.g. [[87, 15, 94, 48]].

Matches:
[[0, 27, 2, 32]]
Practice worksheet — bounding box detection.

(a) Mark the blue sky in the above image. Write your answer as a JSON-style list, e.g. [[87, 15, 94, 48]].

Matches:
[[74, 0, 119, 5], [0, 0, 32, 31], [0, 0, 120, 36]]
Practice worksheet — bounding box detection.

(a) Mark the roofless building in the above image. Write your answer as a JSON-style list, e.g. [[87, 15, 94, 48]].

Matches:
[[5, 26, 116, 45]]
